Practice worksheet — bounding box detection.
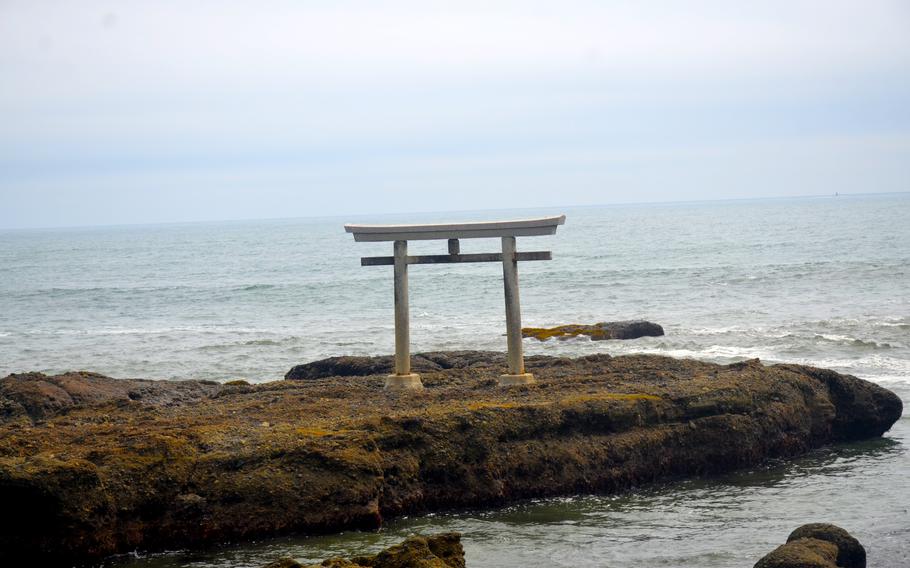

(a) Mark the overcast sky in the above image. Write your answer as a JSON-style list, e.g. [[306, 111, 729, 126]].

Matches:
[[1, 1, 908, 228]]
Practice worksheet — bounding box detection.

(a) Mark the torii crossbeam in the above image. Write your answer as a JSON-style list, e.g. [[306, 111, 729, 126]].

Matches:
[[345, 215, 566, 389]]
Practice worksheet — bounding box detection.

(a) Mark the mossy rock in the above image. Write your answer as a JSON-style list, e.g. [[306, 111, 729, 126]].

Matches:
[[522, 320, 664, 342], [755, 523, 867, 568], [0, 353, 900, 563], [788, 523, 866, 568], [289, 533, 463, 568], [754, 537, 839, 568]]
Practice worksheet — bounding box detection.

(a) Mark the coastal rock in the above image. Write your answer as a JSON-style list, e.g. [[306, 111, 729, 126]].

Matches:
[[522, 320, 664, 341], [262, 533, 464, 568], [754, 523, 865, 568], [0, 353, 901, 563], [0, 371, 222, 423], [787, 524, 866, 568], [755, 538, 840, 568], [285, 351, 505, 380]]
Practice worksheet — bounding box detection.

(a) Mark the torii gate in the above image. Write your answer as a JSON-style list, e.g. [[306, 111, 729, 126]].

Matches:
[[344, 215, 565, 389]]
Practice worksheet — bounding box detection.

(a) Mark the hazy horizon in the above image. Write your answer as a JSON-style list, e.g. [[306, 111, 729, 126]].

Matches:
[[2, 1, 908, 230], [3, 190, 906, 231]]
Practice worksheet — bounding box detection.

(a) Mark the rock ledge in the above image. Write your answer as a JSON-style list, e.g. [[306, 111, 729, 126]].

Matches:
[[0, 352, 901, 563]]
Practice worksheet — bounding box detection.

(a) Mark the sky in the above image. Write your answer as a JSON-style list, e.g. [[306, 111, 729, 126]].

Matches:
[[1, 1, 909, 229]]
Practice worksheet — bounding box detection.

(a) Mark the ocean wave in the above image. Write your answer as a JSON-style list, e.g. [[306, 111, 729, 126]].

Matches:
[[241, 336, 302, 346], [24, 326, 274, 336], [685, 326, 751, 336], [812, 334, 898, 350], [237, 284, 277, 292], [814, 316, 910, 330], [608, 343, 776, 362]]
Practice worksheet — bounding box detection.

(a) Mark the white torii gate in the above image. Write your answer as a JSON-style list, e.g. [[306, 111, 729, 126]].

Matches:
[[344, 215, 565, 389]]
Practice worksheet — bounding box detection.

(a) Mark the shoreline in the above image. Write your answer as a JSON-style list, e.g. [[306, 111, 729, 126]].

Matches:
[[0, 351, 902, 564]]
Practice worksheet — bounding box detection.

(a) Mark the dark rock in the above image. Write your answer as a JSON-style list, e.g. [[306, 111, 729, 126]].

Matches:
[[754, 523, 866, 568], [755, 537, 839, 568], [263, 559, 304, 568], [522, 320, 664, 341], [424, 533, 465, 568], [262, 533, 464, 568], [286, 355, 398, 380], [0, 371, 222, 423], [368, 533, 464, 568], [285, 351, 505, 380], [777, 365, 903, 440], [788, 523, 866, 568]]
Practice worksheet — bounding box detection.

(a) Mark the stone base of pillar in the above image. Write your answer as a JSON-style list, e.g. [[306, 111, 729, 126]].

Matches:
[[384, 374, 423, 390], [498, 373, 536, 386]]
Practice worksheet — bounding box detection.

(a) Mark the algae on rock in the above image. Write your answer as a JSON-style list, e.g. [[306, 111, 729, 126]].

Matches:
[[0, 352, 901, 564]]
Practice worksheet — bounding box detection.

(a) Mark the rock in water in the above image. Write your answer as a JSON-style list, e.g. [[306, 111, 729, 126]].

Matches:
[[754, 523, 866, 568], [522, 320, 664, 341], [0, 353, 900, 563], [261, 533, 464, 568], [787, 524, 866, 568]]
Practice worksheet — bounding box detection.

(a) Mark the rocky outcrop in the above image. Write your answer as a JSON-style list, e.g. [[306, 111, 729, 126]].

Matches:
[[0, 371, 222, 423], [522, 320, 664, 341], [755, 523, 865, 568], [286, 351, 505, 380], [263, 533, 464, 568], [0, 353, 901, 564]]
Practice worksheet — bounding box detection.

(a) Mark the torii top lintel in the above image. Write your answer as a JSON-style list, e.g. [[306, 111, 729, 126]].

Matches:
[[344, 215, 565, 242]]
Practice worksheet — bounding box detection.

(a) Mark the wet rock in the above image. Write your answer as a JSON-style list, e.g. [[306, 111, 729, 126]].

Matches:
[[276, 533, 464, 568], [522, 320, 664, 341], [0, 371, 222, 423], [755, 538, 840, 568], [0, 353, 900, 563], [776, 365, 903, 442], [263, 559, 304, 568], [285, 351, 505, 380], [754, 523, 866, 568], [787, 523, 866, 568]]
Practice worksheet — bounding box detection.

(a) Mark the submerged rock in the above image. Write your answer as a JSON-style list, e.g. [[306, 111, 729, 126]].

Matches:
[[522, 320, 664, 341], [262, 533, 464, 568], [754, 523, 866, 568], [0, 352, 901, 563]]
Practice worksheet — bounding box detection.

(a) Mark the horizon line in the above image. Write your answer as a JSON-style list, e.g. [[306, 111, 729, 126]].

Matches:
[[1, 190, 907, 232]]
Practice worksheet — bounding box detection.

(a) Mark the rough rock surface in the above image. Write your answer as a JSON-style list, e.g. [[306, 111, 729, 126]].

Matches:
[[0, 371, 222, 422], [285, 351, 503, 380], [787, 524, 866, 568], [262, 533, 464, 568], [522, 320, 664, 341], [0, 352, 901, 564], [754, 523, 866, 568]]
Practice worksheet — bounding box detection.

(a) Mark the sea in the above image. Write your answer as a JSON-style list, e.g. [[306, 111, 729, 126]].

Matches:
[[1, 193, 907, 567]]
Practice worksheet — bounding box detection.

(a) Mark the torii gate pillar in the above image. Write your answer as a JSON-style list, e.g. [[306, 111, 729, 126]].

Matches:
[[499, 236, 534, 385], [387, 239, 422, 389]]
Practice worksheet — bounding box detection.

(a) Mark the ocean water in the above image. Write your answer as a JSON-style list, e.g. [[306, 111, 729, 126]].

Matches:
[[1, 193, 908, 566]]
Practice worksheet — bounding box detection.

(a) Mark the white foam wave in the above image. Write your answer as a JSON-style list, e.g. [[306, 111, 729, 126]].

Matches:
[[25, 326, 275, 336]]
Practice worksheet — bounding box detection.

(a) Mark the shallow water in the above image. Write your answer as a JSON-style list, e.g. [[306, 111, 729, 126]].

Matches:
[[2, 193, 908, 566]]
